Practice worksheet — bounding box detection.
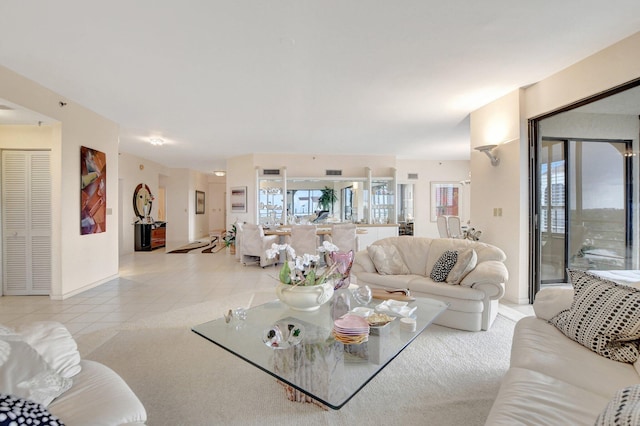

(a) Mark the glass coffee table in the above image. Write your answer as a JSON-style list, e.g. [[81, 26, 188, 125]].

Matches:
[[192, 295, 447, 409]]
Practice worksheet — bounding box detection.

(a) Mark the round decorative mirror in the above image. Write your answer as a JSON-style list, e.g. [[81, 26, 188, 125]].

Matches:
[[133, 183, 153, 219]]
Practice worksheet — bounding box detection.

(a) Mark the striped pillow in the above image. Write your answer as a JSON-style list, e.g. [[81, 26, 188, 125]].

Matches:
[[549, 269, 640, 363], [595, 384, 640, 425]]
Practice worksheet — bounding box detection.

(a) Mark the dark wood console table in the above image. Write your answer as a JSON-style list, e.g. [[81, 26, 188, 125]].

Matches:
[[135, 222, 166, 251]]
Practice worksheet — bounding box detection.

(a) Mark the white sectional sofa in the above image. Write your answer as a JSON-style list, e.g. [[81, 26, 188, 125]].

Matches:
[[351, 236, 508, 331], [0, 321, 147, 425], [486, 275, 640, 425]]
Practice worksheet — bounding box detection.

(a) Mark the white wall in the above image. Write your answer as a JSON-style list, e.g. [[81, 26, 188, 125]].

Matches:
[[471, 30, 640, 304], [0, 64, 119, 299], [117, 152, 168, 255], [395, 159, 471, 238]]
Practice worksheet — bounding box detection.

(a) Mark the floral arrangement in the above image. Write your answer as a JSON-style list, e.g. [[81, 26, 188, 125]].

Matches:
[[266, 241, 342, 287], [223, 224, 237, 247]]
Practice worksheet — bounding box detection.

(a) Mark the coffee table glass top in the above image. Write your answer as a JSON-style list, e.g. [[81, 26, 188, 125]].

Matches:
[[192, 296, 447, 409]]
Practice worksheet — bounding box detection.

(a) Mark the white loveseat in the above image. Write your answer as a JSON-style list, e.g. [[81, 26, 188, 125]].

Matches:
[[486, 284, 640, 425], [0, 321, 147, 425], [351, 236, 508, 331]]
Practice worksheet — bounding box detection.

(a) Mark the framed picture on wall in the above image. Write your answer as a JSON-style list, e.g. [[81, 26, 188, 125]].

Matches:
[[231, 186, 247, 213], [195, 190, 205, 214], [80, 146, 107, 234], [430, 181, 460, 222]]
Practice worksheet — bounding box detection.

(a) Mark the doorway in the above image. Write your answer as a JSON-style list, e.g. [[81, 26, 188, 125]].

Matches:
[[538, 138, 632, 286]]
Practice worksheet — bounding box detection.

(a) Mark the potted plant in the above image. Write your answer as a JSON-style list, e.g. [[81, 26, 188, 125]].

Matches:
[[317, 186, 337, 214], [223, 224, 237, 254]]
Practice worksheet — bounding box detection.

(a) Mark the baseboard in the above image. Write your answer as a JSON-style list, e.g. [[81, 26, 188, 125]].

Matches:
[[50, 273, 119, 300]]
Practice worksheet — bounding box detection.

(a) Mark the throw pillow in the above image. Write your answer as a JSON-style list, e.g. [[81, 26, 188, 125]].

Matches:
[[446, 248, 477, 285], [367, 245, 410, 275], [0, 393, 65, 426], [549, 269, 640, 363], [430, 250, 458, 282], [16, 322, 82, 379], [0, 339, 72, 407], [594, 384, 640, 426]]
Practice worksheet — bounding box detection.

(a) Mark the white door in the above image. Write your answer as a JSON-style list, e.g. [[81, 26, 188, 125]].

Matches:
[[2, 150, 52, 295]]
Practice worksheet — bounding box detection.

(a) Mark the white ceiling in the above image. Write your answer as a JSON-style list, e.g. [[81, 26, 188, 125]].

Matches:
[[1, 1, 640, 173]]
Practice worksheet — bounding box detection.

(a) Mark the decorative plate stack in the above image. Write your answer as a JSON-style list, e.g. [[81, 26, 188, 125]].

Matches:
[[333, 314, 370, 344]]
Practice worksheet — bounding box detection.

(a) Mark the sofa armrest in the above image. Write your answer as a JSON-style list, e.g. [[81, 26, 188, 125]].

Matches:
[[532, 286, 573, 320], [352, 250, 377, 275], [460, 260, 508, 287], [472, 282, 505, 300]]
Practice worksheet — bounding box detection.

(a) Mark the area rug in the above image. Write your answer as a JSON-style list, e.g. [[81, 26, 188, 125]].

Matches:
[[201, 239, 225, 254], [81, 296, 514, 425], [167, 240, 212, 253]]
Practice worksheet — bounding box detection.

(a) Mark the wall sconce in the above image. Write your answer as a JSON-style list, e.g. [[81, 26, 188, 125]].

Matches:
[[475, 144, 500, 166]]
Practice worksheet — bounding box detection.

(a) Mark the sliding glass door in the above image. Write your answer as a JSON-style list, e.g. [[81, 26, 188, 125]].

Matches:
[[538, 138, 632, 285]]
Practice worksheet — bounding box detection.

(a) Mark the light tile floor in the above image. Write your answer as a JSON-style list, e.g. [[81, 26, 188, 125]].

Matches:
[[0, 248, 534, 336]]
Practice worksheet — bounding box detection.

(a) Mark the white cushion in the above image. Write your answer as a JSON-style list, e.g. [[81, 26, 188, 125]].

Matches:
[[0, 339, 72, 407], [17, 321, 82, 379], [550, 269, 640, 363], [367, 245, 410, 275], [446, 248, 477, 284], [48, 360, 147, 425], [510, 317, 638, 398], [486, 367, 611, 426], [532, 286, 574, 320], [426, 238, 506, 275]]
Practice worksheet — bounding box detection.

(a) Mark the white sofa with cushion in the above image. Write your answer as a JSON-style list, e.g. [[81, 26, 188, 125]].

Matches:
[[351, 236, 508, 331], [486, 270, 640, 425], [0, 321, 146, 425]]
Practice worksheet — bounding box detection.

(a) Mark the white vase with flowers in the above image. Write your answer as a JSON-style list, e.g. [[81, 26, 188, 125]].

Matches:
[[266, 241, 342, 311]]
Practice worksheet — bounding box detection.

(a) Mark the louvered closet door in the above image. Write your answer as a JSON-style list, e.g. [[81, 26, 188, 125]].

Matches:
[[2, 150, 52, 295]]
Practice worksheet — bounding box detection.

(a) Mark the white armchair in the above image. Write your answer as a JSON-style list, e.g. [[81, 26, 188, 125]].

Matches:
[[240, 223, 278, 267]]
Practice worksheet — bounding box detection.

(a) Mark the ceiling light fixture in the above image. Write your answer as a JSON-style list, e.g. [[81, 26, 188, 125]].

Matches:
[[213, 171, 226, 177], [149, 138, 164, 146], [474, 144, 500, 166]]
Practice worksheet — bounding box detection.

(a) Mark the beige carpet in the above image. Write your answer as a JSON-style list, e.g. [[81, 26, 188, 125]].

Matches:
[[79, 294, 514, 425]]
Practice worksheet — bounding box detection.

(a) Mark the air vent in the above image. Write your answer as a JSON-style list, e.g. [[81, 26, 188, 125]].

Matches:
[[407, 173, 419, 180], [326, 169, 342, 176], [263, 169, 280, 175]]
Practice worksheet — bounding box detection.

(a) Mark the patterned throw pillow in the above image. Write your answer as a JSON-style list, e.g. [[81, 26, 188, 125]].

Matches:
[[549, 269, 640, 363], [430, 250, 458, 282], [595, 384, 640, 425], [0, 393, 65, 425]]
